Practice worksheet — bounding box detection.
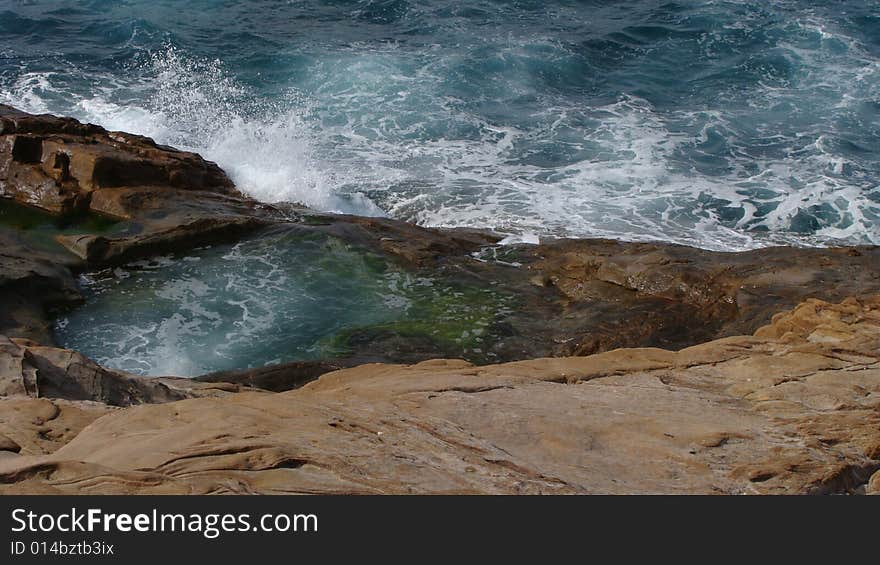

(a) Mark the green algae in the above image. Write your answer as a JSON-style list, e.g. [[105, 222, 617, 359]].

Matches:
[[0, 198, 125, 254], [322, 278, 515, 363]]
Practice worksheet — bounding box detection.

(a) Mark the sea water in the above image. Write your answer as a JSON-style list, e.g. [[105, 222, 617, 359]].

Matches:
[[2, 0, 877, 250]]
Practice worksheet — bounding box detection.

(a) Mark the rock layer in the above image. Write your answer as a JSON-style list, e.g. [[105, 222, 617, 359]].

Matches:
[[0, 229, 82, 344], [1, 296, 878, 494], [0, 104, 236, 215]]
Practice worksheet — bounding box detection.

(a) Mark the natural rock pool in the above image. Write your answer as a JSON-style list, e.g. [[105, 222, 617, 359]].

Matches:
[[54, 226, 513, 376]]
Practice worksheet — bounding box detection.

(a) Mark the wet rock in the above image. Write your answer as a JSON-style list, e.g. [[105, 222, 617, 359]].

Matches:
[[207, 232, 879, 371], [2, 105, 879, 367], [57, 213, 270, 265], [321, 213, 500, 268], [1, 296, 877, 494], [0, 104, 237, 216], [0, 106, 878, 495], [0, 336, 243, 407], [196, 360, 351, 392], [0, 230, 82, 344], [0, 105, 280, 269], [514, 238, 880, 355]]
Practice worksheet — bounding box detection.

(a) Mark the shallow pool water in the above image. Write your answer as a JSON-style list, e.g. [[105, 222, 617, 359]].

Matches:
[[54, 228, 511, 376]]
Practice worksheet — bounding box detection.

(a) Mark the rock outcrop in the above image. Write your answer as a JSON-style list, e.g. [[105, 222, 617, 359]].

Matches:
[[1, 296, 878, 494], [0, 230, 82, 344], [0, 104, 236, 215], [0, 335, 246, 406], [520, 239, 880, 354], [0, 104, 281, 267]]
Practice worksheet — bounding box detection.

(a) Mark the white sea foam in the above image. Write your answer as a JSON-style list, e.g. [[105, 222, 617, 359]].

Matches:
[[3, 48, 382, 215], [2, 33, 878, 251]]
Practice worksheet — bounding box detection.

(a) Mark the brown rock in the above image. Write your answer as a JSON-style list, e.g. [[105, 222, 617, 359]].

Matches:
[[0, 104, 237, 216], [0, 229, 82, 343], [196, 359, 351, 392], [516, 239, 880, 355], [3, 104, 880, 366], [1, 105, 282, 270]]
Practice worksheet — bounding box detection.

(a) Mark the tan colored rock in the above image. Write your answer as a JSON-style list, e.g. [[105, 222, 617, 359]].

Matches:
[[867, 471, 880, 495], [0, 296, 877, 494], [0, 397, 113, 457], [0, 432, 21, 453]]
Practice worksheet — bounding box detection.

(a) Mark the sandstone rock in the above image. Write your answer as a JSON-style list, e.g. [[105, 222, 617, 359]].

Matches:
[[0, 229, 82, 343], [0, 104, 237, 216], [1, 105, 282, 269], [1, 107, 879, 495], [1, 296, 877, 494], [3, 104, 879, 366], [868, 471, 880, 495], [517, 239, 880, 355], [0, 397, 112, 457], [195, 230, 880, 372], [322, 213, 501, 268], [57, 214, 270, 265], [0, 432, 20, 453]]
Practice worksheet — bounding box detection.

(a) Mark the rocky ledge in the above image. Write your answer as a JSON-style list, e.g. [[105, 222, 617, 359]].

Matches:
[[0, 105, 878, 494], [2, 296, 878, 494]]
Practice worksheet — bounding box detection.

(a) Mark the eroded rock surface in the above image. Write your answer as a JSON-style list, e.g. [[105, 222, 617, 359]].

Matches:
[[519, 239, 880, 355], [1, 296, 877, 494], [0, 104, 280, 267]]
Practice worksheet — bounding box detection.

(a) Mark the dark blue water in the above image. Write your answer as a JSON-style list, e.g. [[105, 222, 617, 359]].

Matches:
[[2, 1, 879, 250]]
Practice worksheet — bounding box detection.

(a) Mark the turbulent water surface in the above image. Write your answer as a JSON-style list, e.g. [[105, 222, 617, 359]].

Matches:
[[54, 229, 511, 376], [2, 0, 878, 250]]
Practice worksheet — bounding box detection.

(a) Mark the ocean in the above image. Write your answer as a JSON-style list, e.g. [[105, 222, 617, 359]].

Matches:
[[2, 0, 879, 250]]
